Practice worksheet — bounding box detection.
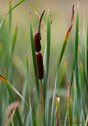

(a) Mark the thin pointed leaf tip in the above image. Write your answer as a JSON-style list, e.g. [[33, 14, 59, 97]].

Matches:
[[58, 5, 74, 68], [0, 75, 7, 82], [65, 5, 74, 41]]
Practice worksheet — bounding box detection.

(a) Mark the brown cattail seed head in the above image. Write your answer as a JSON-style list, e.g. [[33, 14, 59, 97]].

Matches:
[[34, 33, 41, 52], [36, 52, 44, 79]]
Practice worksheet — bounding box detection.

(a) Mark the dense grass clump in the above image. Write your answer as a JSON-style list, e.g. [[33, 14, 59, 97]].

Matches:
[[0, 1, 88, 126]]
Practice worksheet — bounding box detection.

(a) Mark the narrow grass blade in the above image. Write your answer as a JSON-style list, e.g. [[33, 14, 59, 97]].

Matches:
[[25, 112, 30, 126], [0, 75, 36, 126], [12, 120, 14, 126], [0, 75, 28, 108], [6, 101, 19, 126], [74, 9, 79, 97], [68, 97, 72, 126], [80, 63, 87, 121], [30, 104, 33, 126], [82, 94, 87, 122], [0, 0, 25, 28], [26, 52, 30, 97], [7, 107, 16, 126], [70, 56, 75, 91], [8, 0, 12, 83], [57, 5, 74, 69], [0, 42, 2, 54], [9, 0, 12, 31], [84, 115, 88, 126], [0, 79, 23, 125], [26, 52, 33, 126], [74, 72, 79, 121], [0, 18, 5, 28], [43, 10, 51, 105], [21, 80, 27, 120], [80, 63, 84, 90], [29, 20, 40, 102], [58, 62, 67, 88], [43, 46, 47, 104], [87, 22, 88, 78], [64, 108, 68, 126], [79, 46, 88, 93], [79, 51, 83, 92], [6, 0, 26, 17], [9, 24, 18, 82], [50, 75, 57, 126], [70, 21, 76, 91], [75, 9, 79, 63], [81, 19, 85, 69], [47, 10, 51, 81], [2, 98, 6, 125], [11, 24, 18, 57], [26, 105, 33, 126], [0, 77, 27, 105], [43, 45, 46, 86], [45, 91, 50, 126]]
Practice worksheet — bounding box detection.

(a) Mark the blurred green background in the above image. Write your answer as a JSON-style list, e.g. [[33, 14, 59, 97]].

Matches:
[[0, 1, 87, 80], [0, 0, 88, 98], [0, 0, 88, 124], [0, 0, 88, 100]]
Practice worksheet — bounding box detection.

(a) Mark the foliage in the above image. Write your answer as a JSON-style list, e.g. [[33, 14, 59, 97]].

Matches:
[[0, 1, 88, 126]]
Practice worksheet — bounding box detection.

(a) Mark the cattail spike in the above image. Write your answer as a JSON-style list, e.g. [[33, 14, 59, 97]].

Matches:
[[36, 52, 44, 79], [37, 10, 45, 33], [34, 33, 41, 52]]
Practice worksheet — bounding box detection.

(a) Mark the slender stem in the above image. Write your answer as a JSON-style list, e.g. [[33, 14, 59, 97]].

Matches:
[[40, 80, 45, 126], [37, 10, 45, 33]]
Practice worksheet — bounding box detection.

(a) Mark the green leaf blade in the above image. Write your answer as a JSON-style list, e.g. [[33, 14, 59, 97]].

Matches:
[[50, 75, 57, 126], [29, 20, 40, 102], [47, 11, 51, 80], [81, 19, 85, 69], [74, 9, 79, 93], [11, 24, 18, 57]]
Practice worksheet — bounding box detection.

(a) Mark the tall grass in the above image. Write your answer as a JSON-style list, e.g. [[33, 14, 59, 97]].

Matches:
[[0, 2, 88, 126]]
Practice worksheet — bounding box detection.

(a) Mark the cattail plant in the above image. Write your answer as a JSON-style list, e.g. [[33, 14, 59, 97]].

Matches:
[[34, 10, 45, 126], [0, 2, 88, 126], [34, 10, 45, 52], [34, 10, 45, 80]]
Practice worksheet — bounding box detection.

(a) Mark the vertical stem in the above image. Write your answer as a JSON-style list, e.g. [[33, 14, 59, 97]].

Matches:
[[41, 80, 45, 126], [9, 0, 12, 32]]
